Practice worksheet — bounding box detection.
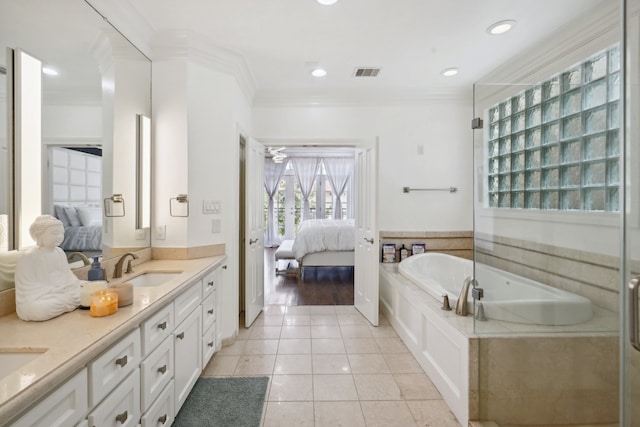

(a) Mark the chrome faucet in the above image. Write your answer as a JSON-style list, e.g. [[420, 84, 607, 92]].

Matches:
[[67, 252, 91, 266], [455, 276, 476, 316], [113, 252, 139, 279]]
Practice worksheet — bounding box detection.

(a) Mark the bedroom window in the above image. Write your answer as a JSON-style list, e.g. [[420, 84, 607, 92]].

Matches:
[[486, 45, 620, 212]]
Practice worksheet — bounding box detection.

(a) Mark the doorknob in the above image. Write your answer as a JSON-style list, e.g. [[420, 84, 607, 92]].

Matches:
[[249, 238, 259, 245], [629, 276, 640, 351], [363, 237, 374, 244]]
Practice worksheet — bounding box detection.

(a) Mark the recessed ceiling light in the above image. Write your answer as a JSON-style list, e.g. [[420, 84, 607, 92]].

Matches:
[[317, 0, 339, 5], [441, 67, 459, 77], [487, 20, 516, 35], [42, 66, 59, 76], [311, 68, 327, 77]]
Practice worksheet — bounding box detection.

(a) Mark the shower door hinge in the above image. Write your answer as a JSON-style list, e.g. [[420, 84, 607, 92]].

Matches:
[[472, 287, 484, 300], [471, 117, 483, 129]]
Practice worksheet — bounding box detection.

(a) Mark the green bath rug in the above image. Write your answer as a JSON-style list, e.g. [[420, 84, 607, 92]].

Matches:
[[173, 376, 269, 427]]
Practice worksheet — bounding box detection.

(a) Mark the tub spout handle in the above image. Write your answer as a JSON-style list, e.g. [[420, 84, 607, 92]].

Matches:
[[475, 302, 487, 321], [441, 294, 452, 311]]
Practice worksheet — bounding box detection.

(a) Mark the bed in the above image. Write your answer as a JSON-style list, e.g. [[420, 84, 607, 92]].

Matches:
[[53, 204, 102, 252], [281, 219, 355, 276]]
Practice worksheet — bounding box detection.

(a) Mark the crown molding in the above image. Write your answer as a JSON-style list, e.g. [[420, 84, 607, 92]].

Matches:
[[151, 30, 257, 105]]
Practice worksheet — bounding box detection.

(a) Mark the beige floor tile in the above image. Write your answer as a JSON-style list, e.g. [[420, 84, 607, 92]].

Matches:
[[237, 326, 251, 340], [274, 354, 312, 375], [263, 305, 287, 316], [285, 306, 311, 315], [201, 355, 239, 376], [368, 325, 399, 338], [360, 401, 418, 427], [307, 306, 337, 315], [375, 337, 410, 353], [378, 315, 391, 326], [313, 374, 359, 401], [278, 339, 311, 354], [283, 315, 311, 326], [348, 354, 390, 374], [383, 353, 424, 373], [312, 338, 346, 354], [406, 400, 461, 427], [216, 339, 247, 356], [334, 305, 359, 315], [353, 374, 402, 400], [263, 402, 314, 427], [268, 374, 314, 402], [233, 354, 276, 376], [311, 325, 342, 338], [344, 338, 381, 354], [257, 315, 285, 326], [280, 325, 311, 339], [314, 401, 365, 427], [340, 325, 373, 338], [312, 354, 351, 374], [393, 373, 441, 400], [338, 313, 369, 326], [243, 339, 279, 355], [310, 314, 339, 325], [249, 326, 282, 340]]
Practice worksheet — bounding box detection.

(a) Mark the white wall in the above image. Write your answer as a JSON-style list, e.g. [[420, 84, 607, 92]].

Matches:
[[253, 101, 474, 232]]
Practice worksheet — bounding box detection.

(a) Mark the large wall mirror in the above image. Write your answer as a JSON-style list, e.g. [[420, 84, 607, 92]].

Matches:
[[0, 0, 152, 290]]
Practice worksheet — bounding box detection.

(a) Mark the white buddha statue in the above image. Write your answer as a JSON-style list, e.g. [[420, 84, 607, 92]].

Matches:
[[15, 215, 82, 321]]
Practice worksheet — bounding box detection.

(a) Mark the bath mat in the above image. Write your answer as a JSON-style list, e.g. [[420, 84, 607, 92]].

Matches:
[[173, 376, 269, 427]]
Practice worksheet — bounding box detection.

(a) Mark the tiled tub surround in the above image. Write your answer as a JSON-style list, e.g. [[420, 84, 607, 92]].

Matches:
[[379, 231, 473, 261], [0, 255, 225, 425], [379, 263, 619, 426], [475, 232, 620, 313]]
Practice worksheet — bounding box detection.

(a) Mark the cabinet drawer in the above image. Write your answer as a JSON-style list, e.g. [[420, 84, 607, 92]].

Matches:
[[88, 328, 140, 406], [140, 335, 173, 412], [175, 281, 202, 325], [141, 303, 174, 357], [88, 369, 140, 427], [12, 368, 88, 427], [202, 267, 220, 300], [202, 321, 217, 370], [202, 290, 217, 332], [141, 380, 174, 427]]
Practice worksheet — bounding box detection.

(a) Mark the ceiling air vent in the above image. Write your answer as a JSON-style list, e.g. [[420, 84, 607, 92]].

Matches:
[[354, 67, 381, 77]]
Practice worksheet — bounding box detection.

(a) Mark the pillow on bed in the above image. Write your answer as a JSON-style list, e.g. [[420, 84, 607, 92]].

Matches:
[[53, 204, 71, 227], [76, 206, 102, 227], [64, 206, 82, 227]]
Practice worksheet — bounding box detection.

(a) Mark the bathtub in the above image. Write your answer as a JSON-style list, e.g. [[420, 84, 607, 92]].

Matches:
[[398, 253, 593, 326]]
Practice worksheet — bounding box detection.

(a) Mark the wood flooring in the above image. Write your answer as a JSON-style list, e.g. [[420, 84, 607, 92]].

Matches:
[[263, 248, 354, 306]]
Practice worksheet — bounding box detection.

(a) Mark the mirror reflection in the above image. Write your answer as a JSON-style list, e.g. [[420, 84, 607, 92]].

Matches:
[[0, 0, 151, 290]]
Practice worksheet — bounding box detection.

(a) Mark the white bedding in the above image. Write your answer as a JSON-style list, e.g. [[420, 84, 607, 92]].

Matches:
[[292, 219, 355, 259]]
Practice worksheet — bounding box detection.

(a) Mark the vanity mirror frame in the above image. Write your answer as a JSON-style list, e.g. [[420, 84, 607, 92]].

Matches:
[[1, 0, 152, 282]]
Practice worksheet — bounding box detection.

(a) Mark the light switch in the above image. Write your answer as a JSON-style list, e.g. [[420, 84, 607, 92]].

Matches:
[[156, 225, 166, 240]]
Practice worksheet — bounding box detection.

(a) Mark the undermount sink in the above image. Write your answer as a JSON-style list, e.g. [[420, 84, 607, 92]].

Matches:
[[126, 272, 181, 287], [0, 349, 47, 380]]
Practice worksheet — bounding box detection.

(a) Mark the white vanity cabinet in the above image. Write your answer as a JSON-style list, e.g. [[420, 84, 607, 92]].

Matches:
[[141, 303, 174, 357], [140, 380, 174, 427], [174, 305, 202, 413], [201, 265, 222, 369], [10, 368, 88, 427], [87, 369, 140, 427], [140, 335, 173, 412]]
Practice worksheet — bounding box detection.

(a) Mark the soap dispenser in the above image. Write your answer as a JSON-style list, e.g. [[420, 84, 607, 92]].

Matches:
[[88, 256, 106, 281]]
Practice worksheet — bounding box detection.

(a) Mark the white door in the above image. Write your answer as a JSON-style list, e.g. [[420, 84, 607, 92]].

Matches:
[[354, 145, 379, 326], [244, 138, 265, 327]]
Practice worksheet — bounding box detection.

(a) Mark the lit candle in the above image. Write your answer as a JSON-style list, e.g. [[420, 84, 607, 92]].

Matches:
[[90, 290, 118, 317]]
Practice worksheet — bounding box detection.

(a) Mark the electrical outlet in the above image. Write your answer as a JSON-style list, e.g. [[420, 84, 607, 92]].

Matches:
[[212, 219, 221, 233], [155, 225, 166, 240]]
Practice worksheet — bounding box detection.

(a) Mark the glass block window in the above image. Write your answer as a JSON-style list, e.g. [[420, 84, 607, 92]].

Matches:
[[487, 46, 620, 212]]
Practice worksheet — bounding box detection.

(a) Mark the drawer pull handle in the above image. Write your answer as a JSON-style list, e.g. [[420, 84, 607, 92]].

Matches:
[[207, 281, 214, 287], [115, 410, 128, 423], [222, 265, 227, 269], [208, 309, 214, 315], [176, 332, 185, 340], [208, 341, 214, 347], [115, 355, 128, 367], [157, 321, 167, 330], [158, 414, 168, 424], [157, 364, 167, 374]]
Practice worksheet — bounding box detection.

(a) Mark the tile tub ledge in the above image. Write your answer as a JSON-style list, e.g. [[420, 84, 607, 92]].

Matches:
[[0, 255, 226, 425]]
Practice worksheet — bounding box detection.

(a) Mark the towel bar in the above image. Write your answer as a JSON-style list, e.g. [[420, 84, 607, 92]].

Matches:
[[403, 186, 458, 193]]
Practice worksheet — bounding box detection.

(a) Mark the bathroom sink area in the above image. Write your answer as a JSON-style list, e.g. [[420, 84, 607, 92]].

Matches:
[[126, 272, 182, 287], [0, 349, 47, 380]]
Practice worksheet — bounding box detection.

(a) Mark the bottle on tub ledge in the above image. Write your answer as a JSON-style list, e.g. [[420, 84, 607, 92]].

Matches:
[[399, 244, 411, 262]]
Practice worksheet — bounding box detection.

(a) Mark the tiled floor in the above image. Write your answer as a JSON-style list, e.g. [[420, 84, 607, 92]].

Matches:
[[202, 305, 461, 427]]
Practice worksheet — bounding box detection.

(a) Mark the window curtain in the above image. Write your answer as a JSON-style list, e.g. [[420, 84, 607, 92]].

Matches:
[[323, 157, 353, 219], [264, 158, 288, 247], [292, 157, 320, 222]]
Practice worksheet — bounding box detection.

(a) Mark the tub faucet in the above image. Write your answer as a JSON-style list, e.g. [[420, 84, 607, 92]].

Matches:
[[67, 252, 91, 266], [455, 276, 476, 316], [113, 252, 139, 279]]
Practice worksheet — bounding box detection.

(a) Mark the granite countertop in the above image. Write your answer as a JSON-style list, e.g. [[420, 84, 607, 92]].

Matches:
[[0, 255, 226, 423]]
